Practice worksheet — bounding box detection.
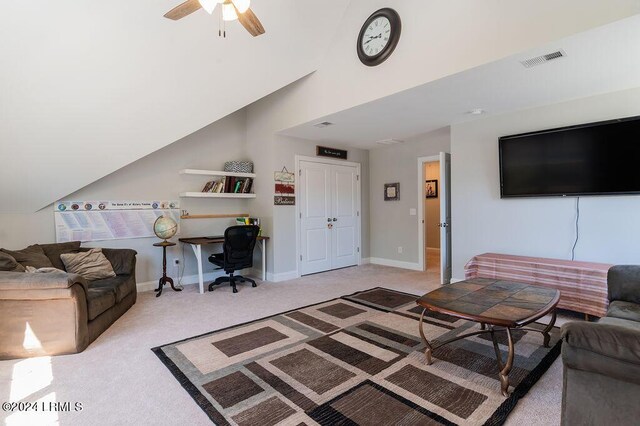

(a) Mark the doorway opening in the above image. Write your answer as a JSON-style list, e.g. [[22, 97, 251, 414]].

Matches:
[[417, 153, 452, 284], [424, 160, 441, 272]]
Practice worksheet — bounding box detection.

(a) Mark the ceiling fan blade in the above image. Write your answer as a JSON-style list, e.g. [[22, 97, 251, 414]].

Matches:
[[164, 0, 202, 20], [234, 6, 265, 37]]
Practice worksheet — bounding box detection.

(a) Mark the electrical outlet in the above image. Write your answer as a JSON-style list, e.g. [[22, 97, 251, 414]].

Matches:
[[398, 247, 403, 254], [173, 259, 180, 266]]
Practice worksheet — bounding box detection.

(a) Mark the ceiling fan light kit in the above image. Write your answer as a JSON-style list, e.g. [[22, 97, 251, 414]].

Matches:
[[164, 0, 264, 37]]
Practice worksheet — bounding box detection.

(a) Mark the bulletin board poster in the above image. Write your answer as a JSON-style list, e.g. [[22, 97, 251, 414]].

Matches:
[[54, 200, 180, 243]]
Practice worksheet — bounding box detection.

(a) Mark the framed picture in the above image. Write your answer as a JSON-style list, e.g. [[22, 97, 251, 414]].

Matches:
[[384, 183, 400, 201], [425, 179, 438, 198]]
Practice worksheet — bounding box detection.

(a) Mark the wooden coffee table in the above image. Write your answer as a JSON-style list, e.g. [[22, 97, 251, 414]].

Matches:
[[416, 278, 560, 396]]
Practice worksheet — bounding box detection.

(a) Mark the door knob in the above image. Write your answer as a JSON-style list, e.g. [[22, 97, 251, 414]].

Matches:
[[332, 218, 337, 222], [328, 223, 333, 229], [327, 218, 332, 222]]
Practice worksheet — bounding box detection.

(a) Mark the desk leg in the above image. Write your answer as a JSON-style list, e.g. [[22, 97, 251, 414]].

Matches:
[[190, 244, 204, 294], [261, 240, 266, 281]]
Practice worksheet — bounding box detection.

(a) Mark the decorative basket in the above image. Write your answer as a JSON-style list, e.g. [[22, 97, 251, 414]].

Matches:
[[224, 161, 253, 173]]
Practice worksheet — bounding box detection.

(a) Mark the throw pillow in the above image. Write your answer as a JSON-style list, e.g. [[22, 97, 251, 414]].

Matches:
[[39, 241, 82, 270], [0, 251, 26, 272], [0, 245, 53, 269], [60, 248, 116, 281], [25, 266, 66, 274]]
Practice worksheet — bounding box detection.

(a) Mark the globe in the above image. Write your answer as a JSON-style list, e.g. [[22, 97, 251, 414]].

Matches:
[[153, 216, 178, 241]]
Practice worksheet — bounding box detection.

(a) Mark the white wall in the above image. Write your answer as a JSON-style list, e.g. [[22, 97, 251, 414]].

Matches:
[[0, 110, 250, 285], [267, 0, 640, 132], [450, 87, 640, 280], [369, 127, 450, 266]]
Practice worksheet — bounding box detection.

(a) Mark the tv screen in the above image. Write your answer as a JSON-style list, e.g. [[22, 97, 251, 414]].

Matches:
[[499, 115, 640, 198]]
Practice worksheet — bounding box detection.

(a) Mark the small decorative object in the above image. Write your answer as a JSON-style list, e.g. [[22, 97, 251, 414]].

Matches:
[[275, 183, 295, 195], [224, 161, 254, 173], [425, 180, 438, 198], [316, 146, 348, 160], [384, 183, 400, 201], [274, 166, 295, 183], [357, 8, 402, 67], [153, 215, 178, 242], [274, 196, 295, 206]]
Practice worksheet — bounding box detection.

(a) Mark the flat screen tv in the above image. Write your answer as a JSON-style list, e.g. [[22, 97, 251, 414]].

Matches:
[[499, 115, 640, 198]]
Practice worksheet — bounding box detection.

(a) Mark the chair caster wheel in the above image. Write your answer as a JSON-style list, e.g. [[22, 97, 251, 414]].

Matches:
[[207, 285, 214, 292], [252, 283, 257, 288]]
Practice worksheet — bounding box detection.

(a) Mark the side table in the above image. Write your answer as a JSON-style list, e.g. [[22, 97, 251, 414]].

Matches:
[[153, 241, 182, 297]]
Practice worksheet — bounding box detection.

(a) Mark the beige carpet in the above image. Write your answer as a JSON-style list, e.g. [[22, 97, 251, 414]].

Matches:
[[0, 264, 566, 425]]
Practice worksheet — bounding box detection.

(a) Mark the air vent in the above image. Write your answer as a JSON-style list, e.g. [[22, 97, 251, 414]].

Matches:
[[313, 121, 334, 128], [520, 50, 566, 68], [376, 139, 404, 145]]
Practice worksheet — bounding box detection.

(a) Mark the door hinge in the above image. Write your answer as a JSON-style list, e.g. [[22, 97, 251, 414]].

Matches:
[[300, 255, 302, 261], [357, 175, 359, 181], [299, 169, 302, 176], [357, 247, 360, 253], [299, 212, 302, 219], [357, 211, 360, 217]]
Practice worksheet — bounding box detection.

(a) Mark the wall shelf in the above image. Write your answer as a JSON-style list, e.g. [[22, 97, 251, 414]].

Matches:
[[179, 169, 256, 178], [179, 192, 256, 199]]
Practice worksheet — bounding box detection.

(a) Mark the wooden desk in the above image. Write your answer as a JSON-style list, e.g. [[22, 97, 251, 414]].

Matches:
[[179, 235, 269, 294]]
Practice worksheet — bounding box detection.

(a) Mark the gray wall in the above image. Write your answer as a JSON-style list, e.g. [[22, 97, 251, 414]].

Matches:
[[369, 127, 450, 265], [450, 87, 640, 280], [0, 110, 250, 285]]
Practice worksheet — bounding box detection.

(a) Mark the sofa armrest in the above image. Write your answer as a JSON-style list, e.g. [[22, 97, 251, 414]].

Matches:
[[562, 320, 640, 384], [608, 265, 640, 304], [0, 271, 88, 293], [101, 248, 137, 275]]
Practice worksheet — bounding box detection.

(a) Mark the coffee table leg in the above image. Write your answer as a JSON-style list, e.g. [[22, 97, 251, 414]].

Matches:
[[499, 327, 514, 397], [418, 309, 434, 365], [542, 309, 557, 348]]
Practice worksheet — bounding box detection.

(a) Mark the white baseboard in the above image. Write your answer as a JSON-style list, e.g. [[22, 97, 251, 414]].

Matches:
[[137, 268, 260, 292], [450, 277, 464, 283], [369, 257, 422, 271], [267, 270, 298, 282], [360, 257, 371, 265]]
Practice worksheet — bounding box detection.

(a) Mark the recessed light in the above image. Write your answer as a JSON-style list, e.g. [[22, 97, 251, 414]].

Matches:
[[376, 139, 404, 145], [313, 121, 334, 128], [467, 109, 485, 115]]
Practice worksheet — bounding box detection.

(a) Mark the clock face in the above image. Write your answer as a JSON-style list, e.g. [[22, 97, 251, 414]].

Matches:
[[361, 16, 391, 57], [357, 8, 401, 66]]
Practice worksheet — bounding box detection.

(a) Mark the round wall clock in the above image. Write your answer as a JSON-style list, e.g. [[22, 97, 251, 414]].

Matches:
[[357, 8, 401, 67]]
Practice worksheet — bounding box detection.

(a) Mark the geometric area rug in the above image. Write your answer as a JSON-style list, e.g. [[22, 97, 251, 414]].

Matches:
[[152, 288, 562, 426]]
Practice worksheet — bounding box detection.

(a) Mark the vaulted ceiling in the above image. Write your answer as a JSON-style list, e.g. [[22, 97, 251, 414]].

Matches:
[[0, 0, 349, 213]]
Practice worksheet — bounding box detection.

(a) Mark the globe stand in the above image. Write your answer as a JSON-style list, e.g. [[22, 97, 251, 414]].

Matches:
[[153, 241, 181, 297]]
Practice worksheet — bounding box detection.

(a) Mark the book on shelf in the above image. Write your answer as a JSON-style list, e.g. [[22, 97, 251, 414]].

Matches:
[[201, 180, 215, 192]]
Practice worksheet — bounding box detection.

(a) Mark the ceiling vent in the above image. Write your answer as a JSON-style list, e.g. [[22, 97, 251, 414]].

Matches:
[[313, 121, 334, 128], [376, 138, 404, 145], [520, 50, 566, 68]]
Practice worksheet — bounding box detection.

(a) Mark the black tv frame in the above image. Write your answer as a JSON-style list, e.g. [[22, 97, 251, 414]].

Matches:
[[498, 114, 640, 198]]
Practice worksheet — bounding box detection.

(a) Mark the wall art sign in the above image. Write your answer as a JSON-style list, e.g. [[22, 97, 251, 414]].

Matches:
[[316, 146, 348, 160]]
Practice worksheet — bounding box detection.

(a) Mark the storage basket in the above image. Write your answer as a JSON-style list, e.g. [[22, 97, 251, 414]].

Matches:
[[224, 161, 254, 173]]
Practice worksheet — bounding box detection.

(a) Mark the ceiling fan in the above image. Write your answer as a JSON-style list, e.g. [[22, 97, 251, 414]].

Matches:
[[164, 0, 265, 37]]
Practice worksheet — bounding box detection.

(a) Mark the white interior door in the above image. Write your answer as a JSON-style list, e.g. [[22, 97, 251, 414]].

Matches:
[[439, 152, 452, 284], [300, 161, 332, 275], [331, 164, 358, 269], [299, 159, 359, 275]]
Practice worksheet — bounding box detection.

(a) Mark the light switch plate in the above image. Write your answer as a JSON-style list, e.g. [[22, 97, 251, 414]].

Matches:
[[409, 208, 417, 216]]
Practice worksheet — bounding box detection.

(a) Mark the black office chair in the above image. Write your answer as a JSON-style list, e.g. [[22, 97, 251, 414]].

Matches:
[[208, 225, 260, 293]]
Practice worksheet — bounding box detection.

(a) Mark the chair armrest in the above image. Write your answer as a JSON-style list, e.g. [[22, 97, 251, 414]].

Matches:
[[101, 248, 137, 275], [608, 265, 640, 304], [562, 320, 640, 385], [0, 271, 88, 292]]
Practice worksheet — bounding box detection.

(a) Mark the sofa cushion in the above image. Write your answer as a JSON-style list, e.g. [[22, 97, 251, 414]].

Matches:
[[60, 249, 116, 281], [90, 275, 134, 303], [607, 301, 640, 323], [0, 252, 26, 272], [0, 245, 53, 269], [40, 241, 81, 271], [86, 287, 116, 321]]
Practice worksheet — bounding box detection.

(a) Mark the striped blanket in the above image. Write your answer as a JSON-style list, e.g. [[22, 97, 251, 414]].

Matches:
[[464, 253, 612, 317]]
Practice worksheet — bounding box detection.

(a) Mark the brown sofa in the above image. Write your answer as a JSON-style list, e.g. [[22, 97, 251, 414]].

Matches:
[[561, 265, 640, 425], [0, 244, 137, 359]]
